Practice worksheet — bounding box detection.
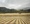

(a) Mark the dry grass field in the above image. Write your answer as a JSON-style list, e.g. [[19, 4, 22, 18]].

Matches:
[[0, 13, 30, 24]]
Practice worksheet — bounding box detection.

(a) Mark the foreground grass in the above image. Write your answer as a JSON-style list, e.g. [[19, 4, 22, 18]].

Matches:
[[0, 13, 30, 24]]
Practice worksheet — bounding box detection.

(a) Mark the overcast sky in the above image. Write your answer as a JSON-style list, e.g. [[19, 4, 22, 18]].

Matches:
[[0, 0, 30, 9]]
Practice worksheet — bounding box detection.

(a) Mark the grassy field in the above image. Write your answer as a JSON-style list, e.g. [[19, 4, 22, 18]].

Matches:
[[0, 13, 30, 24]]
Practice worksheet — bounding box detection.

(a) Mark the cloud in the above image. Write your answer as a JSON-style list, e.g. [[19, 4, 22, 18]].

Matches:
[[6, 4, 22, 9], [0, 0, 30, 10]]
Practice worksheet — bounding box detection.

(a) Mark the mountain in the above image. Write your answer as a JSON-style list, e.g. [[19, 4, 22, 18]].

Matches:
[[0, 7, 17, 13], [23, 7, 30, 10]]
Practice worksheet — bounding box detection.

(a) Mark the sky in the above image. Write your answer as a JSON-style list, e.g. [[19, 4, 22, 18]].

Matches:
[[0, 0, 30, 10]]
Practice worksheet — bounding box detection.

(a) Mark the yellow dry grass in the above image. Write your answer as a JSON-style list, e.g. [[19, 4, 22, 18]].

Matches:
[[0, 13, 30, 16], [0, 13, 30, 24]]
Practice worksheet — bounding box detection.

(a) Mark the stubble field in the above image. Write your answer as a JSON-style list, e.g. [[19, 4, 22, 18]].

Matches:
[[0, 13, 30, 24]]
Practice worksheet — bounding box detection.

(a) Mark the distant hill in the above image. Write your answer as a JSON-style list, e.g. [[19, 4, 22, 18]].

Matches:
[[0, 7, 30, 13], [23, 7, 30, 10], [0, 7, 17, 13]]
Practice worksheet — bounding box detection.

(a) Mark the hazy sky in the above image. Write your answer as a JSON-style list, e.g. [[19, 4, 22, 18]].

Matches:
[[0, 0, 30, 9]]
